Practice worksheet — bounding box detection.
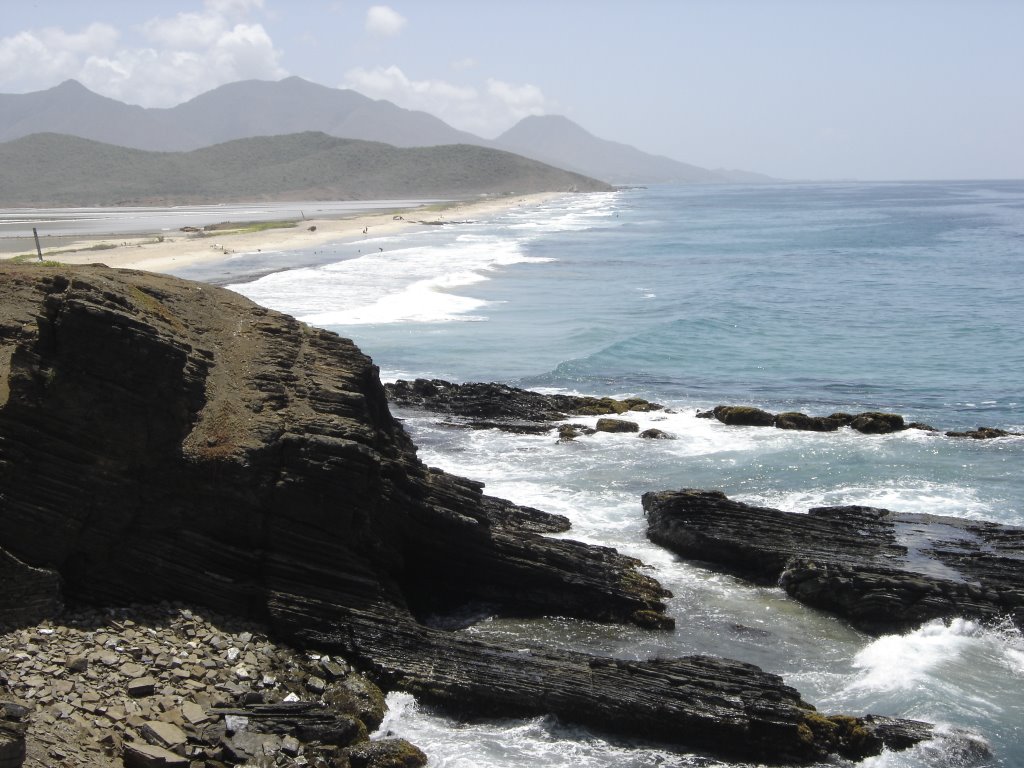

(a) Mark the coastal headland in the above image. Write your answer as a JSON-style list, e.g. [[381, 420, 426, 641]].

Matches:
[[0, 264, 942, 766]]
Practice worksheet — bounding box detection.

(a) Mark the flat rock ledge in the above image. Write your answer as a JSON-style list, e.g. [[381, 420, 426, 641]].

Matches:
[[644, 489, 1024, 634], [384, 378, 662, 435], [0, 266, 928, 764], [698, 404, 1021, 439]]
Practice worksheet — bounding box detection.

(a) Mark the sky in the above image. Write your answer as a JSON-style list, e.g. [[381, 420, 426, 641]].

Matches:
[[1, 0, 1022, 181]]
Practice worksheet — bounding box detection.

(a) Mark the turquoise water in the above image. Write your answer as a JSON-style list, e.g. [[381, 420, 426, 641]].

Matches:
[[217, 182, 1024, 767]]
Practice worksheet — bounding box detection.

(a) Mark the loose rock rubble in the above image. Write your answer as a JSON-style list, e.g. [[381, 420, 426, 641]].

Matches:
[[0, 603, 425, 768]]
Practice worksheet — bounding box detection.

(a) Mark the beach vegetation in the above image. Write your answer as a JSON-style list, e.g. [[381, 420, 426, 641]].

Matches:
[[203, 220, 299, 234], [8, 255, 64, 265]]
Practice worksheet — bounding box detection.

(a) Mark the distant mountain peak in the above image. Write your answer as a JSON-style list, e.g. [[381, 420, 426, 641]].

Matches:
[[504, 114, 592, 136], [0, 78, 773, 185], [496, 114, 728, 184], [55, 79, 87, 89]]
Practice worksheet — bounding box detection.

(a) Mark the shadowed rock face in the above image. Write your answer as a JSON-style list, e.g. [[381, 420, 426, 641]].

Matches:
[[644, 489, 1024, 634], [0, 266, 933, 763]]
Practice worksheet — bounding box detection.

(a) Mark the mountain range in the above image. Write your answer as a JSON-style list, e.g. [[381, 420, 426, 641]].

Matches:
[[0, 131, 611, 207], [0, 77, 771, 185]]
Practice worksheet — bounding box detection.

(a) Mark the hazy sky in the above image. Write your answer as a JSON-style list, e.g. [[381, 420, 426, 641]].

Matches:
[[2, 0, 1022, 181]]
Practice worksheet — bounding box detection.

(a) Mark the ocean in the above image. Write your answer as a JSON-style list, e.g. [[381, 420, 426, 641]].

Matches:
[[190, 181, 1023, 767]]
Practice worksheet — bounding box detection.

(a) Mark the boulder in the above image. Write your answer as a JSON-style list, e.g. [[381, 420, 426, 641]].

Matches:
[[774, 412, 842, 432], [639, 428, 674, 439], [141, 720, 187, 751], [595, 418, 639, 433], [849, 412, 906, 434], [346, 738, 427, 768], [122, 741, 188, 768], [712, 405, 776, 427], [644, 488, 1024, 634], [127, 677, 158, 698]]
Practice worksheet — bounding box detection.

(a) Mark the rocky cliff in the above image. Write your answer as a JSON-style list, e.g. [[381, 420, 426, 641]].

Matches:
[[0, 265, 931, 764]]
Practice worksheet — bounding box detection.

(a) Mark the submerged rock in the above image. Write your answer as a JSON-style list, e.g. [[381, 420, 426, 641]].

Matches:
[[0, 266, 930, 763], [643, 488, 1024, 634], [946, 426, 1022, 439]]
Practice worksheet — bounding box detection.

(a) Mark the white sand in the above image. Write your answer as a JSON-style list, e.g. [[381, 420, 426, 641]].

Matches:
[[5, 193, 564, 274]]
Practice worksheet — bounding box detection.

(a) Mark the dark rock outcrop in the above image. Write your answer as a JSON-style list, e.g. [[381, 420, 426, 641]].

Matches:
[[384, 378, 661, 432], [0, 702, 27, 768], [710, 405, 902, 432], [0, 548, 62, 630], [644, 489, 1024, 634], [0, 266, 929, 763], [705, 404, 1017, 439]]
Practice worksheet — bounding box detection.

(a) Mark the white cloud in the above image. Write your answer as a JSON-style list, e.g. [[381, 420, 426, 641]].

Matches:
[[487, 79, 547, 121], [0, 0, 285, 107], [450, 57, 477, 71], [346, 65, 475, 102], [142, 11, 230, 49], [205, 0, 265, 15], [343, 65, 551, 137], [365, 6, 407, 37], [0, 23, 119, 92]]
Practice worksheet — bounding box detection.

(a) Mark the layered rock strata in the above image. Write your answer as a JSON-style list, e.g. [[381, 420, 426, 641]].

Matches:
[[644, 489, 1024, 634], [0, 266, 929, 763]]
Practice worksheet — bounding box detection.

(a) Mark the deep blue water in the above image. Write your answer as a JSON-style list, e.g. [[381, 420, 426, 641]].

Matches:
[[221, 182, 1024, 767]]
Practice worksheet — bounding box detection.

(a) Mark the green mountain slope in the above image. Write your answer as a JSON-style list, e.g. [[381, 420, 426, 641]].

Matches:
[[0, 132, 611, 206]]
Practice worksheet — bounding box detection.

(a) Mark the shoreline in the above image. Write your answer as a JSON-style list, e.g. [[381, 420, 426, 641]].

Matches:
[[0, 192, 566, 275]]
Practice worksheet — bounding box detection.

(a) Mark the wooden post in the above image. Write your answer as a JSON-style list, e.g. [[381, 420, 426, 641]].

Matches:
[[32, 227, 43, 261]]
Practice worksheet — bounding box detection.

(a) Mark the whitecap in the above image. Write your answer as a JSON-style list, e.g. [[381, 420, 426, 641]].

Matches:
[[231, 234, 540, 325], [847, 618, 986, 694]]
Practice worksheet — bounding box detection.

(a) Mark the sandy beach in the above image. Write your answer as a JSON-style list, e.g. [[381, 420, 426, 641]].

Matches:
[[1, 192, 564, 274]]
